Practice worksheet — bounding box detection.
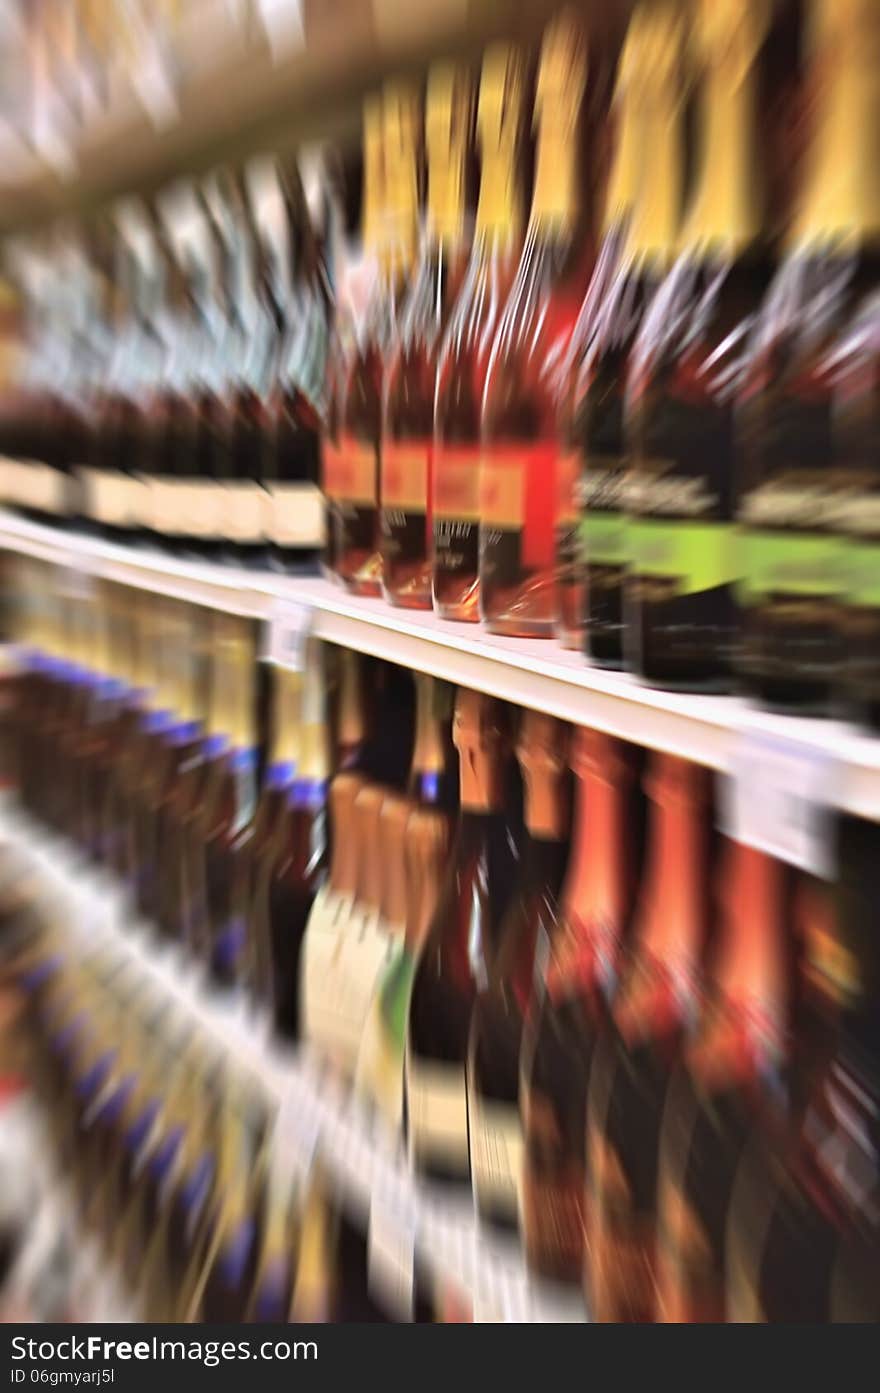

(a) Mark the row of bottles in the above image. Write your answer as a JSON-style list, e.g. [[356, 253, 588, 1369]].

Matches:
[[1, 0, 877, 726], [324, 0, 879, 723], [0, 153, 330, 566], [4, 554, 879, 1320]]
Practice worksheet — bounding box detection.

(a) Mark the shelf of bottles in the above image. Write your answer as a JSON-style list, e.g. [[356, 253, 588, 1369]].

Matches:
[[4, 508, 880, 826], [2, 0, 880, 832], [3, 528, 880, 1324]]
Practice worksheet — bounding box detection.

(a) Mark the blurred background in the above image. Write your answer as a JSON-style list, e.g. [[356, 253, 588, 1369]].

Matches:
[[0, 0, 878, 1327]]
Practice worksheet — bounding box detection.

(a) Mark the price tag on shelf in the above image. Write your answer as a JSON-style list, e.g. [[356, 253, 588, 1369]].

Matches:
[[264, 598, 314, 672], [367, 1189, 416, 1321], [724, 727, 836, 878]]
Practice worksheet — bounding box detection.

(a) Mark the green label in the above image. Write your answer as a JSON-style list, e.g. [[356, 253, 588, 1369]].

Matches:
[[581, 512, 627, 566], [630, 519, 736, 595], [739, 529, 840, 605], [847, 538, 880, 608]]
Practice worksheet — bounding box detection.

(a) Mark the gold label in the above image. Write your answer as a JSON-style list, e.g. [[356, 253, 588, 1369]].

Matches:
[[323, 436, 377, 506], [479, 453, 524, 528]]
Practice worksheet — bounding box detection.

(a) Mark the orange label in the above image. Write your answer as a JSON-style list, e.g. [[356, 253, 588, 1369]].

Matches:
[[322, 435, 377, 505], [381, 441, 430, 513], [433, 447, 480, 522], [480, 444, 559, 569]]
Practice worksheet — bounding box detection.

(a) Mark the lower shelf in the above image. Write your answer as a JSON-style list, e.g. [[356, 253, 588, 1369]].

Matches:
[[0, 798, 588, 1324]]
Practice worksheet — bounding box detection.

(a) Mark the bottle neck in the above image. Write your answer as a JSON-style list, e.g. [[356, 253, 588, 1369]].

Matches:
[[268, 670, 301, 778], [713, 842, 787, 1019], [634, 761, 707, 969], [683, 63, 761, 253], [795, 15, 880, 247], [628, 83, 683, 271], [562, 763, 628, 933]]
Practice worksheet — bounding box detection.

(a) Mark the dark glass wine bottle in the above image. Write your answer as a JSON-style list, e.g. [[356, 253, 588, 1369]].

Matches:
[[626, 0, 793, 692], [726, 815, 880, 1322], [519, 729, 636, 1284], [736, 0, 880, 713], [656, 843, 796, 1322], [405, 688, 515, 1187], [585, 754, 712, 1322], [467, 710, 568, 1232]]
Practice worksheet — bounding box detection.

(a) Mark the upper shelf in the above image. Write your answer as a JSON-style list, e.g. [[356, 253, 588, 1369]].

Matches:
[[0, 0, 576, 238], [3, 506, 880, 823]]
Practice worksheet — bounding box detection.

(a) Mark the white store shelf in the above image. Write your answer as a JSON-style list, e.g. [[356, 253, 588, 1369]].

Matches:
[[0, 800, 587, 1324], [3, 507, 880, 822]]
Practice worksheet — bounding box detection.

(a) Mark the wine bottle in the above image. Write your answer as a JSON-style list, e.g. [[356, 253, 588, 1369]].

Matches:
[[727, 815, 880, 1321], [837, 293, 880, 728], [585, 754, 712, 1322], [479, 10, 589, 637], [267, 156, 330, 571], [468, 709, 569, 1232], [656, 844, 795, 1322], [356, 676, 454, 1129], [626, 0, 791, 691], [405, 688, 514, 1187], [737, 0, 880, 712], [193, 1080, 266, 1323], [252, 644, 328, 1039], [328, 98, 386, 595], [381, 67, 472, 609], [567, 6, 666, 665], [582, 0, 687, 678], [193, 614, 258, 985], [130, 600, 203, 929], [519, 729, 635, 1283], [432, 45, 525, 621]]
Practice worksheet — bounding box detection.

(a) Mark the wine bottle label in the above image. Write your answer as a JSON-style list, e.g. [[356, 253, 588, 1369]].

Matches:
[[380, 441, 433, 573], [221, 482, 269, 542], [79, 467, 139, 527], [479, 444, 558, 569], [268, 481, 325, 547], [467, 1088, 524, 1227], [433, 447, 480, 522], [354, 945, 414, 1132], [322, 433, 378, 506], [628, 460, 736, 596], [404, 1050, 469, 1176], [578, 457, 629, 566], [2, 460, 70, 514], [738, 478, 841, 604], [301, 895, 390, 1074]]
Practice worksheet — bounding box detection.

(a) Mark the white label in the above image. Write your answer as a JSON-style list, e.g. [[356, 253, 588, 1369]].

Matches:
[[269, 481, 326, 546], [725, 727, 835, 878], [176, 481, 225, 538], [301, 901, 390, 1077], [467, 1086, 524, 1227], [367, 1196, 415, 1320], [222, 482, 269, 541], [149, 478, 185, 535], [81, 468, 131, 526], [355, 943, 408, 1134], [265, 599, 314, 672], [405, 1051, 469, 1175], [6, 461, 68, 514]]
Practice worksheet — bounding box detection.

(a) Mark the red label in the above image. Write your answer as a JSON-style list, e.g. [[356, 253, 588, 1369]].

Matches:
[[479, 444, 559, 569]]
